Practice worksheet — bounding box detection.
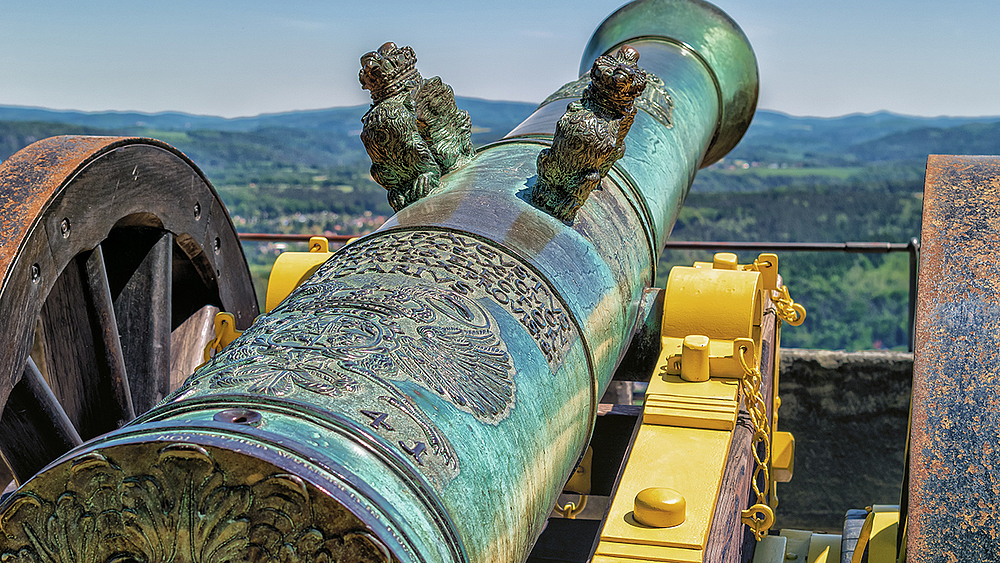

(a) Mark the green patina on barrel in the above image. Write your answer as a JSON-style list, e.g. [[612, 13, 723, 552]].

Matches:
[[0, 1, 757, 562]]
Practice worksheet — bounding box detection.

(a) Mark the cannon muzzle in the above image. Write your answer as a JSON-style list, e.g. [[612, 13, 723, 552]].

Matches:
[[0, 1, 757, 562]]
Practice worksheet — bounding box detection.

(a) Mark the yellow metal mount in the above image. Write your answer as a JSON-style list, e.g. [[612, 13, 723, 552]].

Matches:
[[593, 253, 802, 562], [564, 446, 593, 495], [852, 505, 900, 563], [202, 312, 243, 362], [771, 430, 795, 483], [556, 446, 593, 519], [265, 236, 335, 312], [198, 236, 343, 366], [661, 253, 764, 376], [554, 495, 589, 519]]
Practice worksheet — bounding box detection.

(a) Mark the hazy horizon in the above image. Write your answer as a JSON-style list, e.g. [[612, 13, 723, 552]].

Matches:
[[4, 101, 999, 123], [3, 1, 998, 119]]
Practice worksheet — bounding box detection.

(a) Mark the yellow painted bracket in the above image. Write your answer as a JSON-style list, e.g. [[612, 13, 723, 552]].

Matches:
[[642, 371, 740, 432], [202, 312, 243, 362], [662, 254, 764, 363], [564, 446, 593, 495], [592, 253, 805, 561], [660, 336, 760, 380], [265, 236, 334, 312], [852, 506, 899, 563], [771, 431, 795, 483], [593, 419, 732, 562]]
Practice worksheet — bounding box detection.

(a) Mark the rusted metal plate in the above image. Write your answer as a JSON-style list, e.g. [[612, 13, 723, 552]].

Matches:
[[0, 136, 120, 283], [0, 137, 136, 423], [909, 155, 1000, 560]]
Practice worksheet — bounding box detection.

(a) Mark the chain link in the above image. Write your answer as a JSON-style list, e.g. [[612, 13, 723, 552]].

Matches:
[[737, 343, 774, 540], [772, 285, 806, 326], [740, 257, 806, 538], [554, 494, 588, 519], [747, 257, 805, 327]]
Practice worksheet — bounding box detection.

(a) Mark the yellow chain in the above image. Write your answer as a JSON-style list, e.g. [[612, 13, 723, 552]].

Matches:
[[748, 257, 806, 327], [772, 285, 806, 326], [739, 257, 806, 538], [738, 257, 806, 538], [737, 343, 773, 541]]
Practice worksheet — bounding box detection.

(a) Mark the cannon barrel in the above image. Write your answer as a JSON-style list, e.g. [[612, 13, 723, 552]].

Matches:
[[0, 1, 757, 562]]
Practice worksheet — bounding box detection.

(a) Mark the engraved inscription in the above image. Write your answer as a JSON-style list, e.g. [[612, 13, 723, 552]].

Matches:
[[362, 409, 394, 430], [210, 349, 360, 397], [169, 230, 577, 490], [375, 392, 458, 475], [314, 230, 575, 368], [177, 280, 473, 487], [400, 441, 427, 465]]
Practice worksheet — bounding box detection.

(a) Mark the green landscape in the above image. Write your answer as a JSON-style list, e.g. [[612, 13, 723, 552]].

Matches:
[[3, 102, 998, 351]]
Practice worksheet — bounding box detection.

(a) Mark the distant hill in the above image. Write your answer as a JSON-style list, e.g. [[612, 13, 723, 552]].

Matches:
[[3, 103, 992, 141], [0, 121, 106, 162], [746, 110, 994, 147], [0, 99, 539, 168], [848, 120, 1000, 163], [0, 98, 537, 139], [4, 102, 1000, 184], [0, 106, 237, 131], [726, 110, 1000, 165], [0, 104, 367, 132], [4, 102, 995, 353]]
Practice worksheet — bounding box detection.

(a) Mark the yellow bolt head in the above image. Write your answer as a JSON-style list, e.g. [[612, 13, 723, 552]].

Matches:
[[680, 334, 711, 382], [713, 252, 739, 270], [633, 487, 686, 528]]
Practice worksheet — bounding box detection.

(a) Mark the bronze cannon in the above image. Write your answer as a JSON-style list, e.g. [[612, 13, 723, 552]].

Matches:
[[0, 0, 761, 561]]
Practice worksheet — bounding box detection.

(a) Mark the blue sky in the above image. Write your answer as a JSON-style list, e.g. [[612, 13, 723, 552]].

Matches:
[[2, 0, 998, 118]]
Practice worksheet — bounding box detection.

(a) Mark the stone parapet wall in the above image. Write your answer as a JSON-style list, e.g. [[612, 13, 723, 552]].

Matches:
[[774, 348, 912, 532]]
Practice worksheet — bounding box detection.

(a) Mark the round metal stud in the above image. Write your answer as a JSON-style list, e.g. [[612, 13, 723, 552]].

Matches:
[[634, 487, 686, 528], [213, 408, 262, 426]]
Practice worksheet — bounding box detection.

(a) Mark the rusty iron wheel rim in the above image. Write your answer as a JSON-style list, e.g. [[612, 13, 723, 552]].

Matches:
[[0, 136, 257, 487]]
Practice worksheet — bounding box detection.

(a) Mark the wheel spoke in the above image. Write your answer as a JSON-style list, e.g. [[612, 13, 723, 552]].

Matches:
[[0, 139, 258, 480], [40, 248, 135, 440], [112, 231, 173, 414], [40, 258, 98, 438], [81, 245, 136, 423], [0, 358, 83, 482]]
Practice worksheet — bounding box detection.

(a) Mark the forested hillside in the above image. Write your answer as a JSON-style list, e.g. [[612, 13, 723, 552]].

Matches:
[[3, 103, 997, 351]]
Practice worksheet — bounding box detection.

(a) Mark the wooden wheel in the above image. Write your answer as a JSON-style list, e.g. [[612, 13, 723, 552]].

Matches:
[[0, 136, 257, 489]]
